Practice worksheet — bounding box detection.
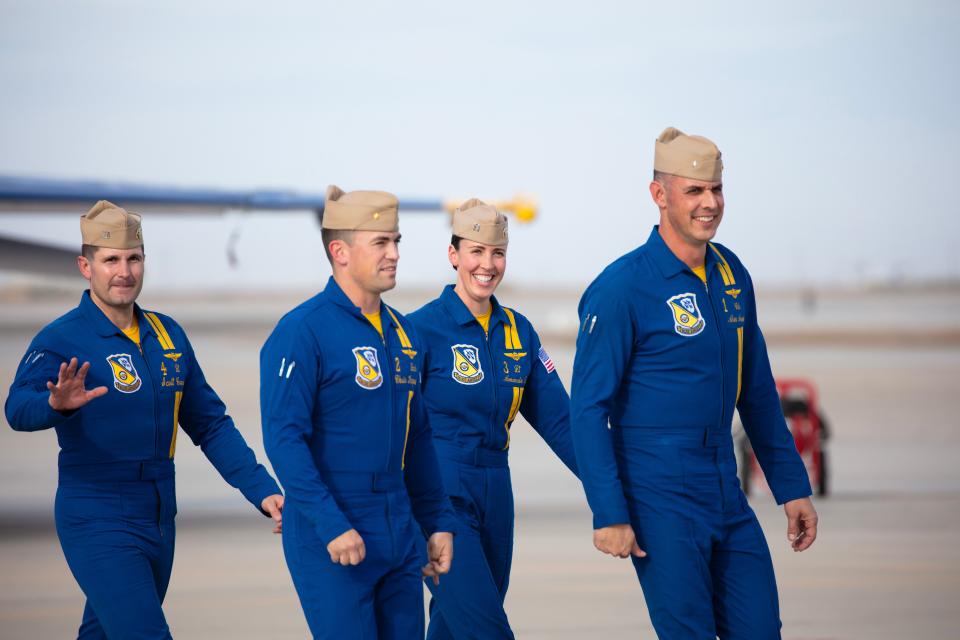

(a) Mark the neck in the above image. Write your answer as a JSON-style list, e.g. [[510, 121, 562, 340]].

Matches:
[[453, 284, 492, 317], [658, 223, 706, 270], [334, 273, 381, 315], [90, 292, 136, 330]]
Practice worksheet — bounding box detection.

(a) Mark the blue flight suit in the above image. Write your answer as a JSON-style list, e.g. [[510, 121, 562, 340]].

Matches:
[[5, 291, 281, 640], [260, 277, 457, 640], [571, 227, 812, 639], [408, 285, 579, 640]]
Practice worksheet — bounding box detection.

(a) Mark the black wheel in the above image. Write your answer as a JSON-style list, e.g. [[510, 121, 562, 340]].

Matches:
[[816, 412, 830, 497], [739, 438, 753, 496], [817, 435, 829, 497]]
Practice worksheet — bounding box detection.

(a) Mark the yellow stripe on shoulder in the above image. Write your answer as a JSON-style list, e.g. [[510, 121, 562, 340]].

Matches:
[[501, 307, 522, 350], [708, 244, 737, 286], [384, 307, 414, 350], [144, 312, 176, 350]]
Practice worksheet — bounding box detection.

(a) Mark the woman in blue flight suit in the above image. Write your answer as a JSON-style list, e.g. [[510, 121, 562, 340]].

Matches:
[[5, 201, 282, 639], [408, 198, 579, 639]]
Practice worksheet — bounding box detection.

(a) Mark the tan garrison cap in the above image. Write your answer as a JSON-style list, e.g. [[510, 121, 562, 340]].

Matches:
[[654, 127, 723, 182], [323, 185, 399, 232], [80, 200, 143, 248], [452, 198, 509, 247]]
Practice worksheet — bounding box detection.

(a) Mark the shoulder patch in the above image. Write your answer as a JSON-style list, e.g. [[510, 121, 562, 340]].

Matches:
[[537, 346, 555, 373]]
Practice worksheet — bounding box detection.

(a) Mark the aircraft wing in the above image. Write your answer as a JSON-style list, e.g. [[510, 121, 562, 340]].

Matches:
[[0, 174, 443, 213], [0, 174, 537, 278]]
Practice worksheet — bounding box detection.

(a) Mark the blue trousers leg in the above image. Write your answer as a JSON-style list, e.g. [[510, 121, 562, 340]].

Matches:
[[283, 495, 425, 640], [624, 443, 782, 639], [631, 510, 716, 639], [374, 546, 427, 639], [711, 507, 781, 640], [56, 481, 175, 640], [426, 466, 515, 640], [633, 503, 781, 639]]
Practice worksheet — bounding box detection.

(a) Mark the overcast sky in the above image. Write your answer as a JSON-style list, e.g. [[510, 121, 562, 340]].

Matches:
[[1, 0, 958, 292]]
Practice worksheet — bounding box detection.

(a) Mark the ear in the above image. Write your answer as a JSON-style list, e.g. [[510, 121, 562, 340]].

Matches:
[[328, 239, 349, 268], [649, 180, 668, 209], [447, 244, 459, 270], [77, 255, 92, 281]]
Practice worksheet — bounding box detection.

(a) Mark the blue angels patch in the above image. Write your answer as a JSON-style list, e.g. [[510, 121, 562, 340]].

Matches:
[[451, 344, 483, 385], [106, 353, 142, 393], [352, 346, 383, 389], [666, 293, 706, 337]]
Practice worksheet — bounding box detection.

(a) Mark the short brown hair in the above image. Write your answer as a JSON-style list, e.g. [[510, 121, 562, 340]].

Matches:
[[652, 170, 673, 185], [320, 228, 355, 263], [81, 244, 145, 259]]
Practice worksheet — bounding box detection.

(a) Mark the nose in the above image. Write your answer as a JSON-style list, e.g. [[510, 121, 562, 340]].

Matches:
[[701, 189, 718, 211], [386, 240, 400, 261], [117, 258, 133, 278]]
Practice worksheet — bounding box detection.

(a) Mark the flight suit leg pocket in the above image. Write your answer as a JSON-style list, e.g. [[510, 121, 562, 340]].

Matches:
[[617, 443, 684, 495], [450, 465, 484, 533], [119, 481, 164, 527], [56, 483, 122, 528], [679, 446, 724, 505], [438, 459, 465, 501]]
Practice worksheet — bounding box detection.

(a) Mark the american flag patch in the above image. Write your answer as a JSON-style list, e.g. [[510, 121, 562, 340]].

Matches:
[[538, 346, 555, 373]]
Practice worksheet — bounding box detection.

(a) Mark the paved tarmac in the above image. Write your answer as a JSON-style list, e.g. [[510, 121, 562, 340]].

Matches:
[[1, 287, 959, 638], [1, 493, 958, 639]]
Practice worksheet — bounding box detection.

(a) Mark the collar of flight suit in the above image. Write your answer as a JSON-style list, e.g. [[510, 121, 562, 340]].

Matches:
[[644, 225, 723, 281], [438, 283, 509, 331], [321, 275, 403, 332], [78, 289, 159, 342]]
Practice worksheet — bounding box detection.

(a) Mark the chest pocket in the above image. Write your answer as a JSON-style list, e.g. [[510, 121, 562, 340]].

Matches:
[[143, 312, 184, 459], [708, 245, 745, 404]]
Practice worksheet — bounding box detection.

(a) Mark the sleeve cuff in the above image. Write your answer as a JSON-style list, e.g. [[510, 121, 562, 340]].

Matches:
[[317, 518, 354, 547], [590, 501, 632, 530], [243, 476, 284, 514], [428, 514, 459, 537], [771, 481, 813, 506], [39, 397, 74, 428]]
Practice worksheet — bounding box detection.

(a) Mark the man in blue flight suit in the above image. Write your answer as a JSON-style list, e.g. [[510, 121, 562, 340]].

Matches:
[[408, 198, 580, 639], [260, 185, 457, 639], [571, 128, 820, 639], [5, 201, 284, 639]]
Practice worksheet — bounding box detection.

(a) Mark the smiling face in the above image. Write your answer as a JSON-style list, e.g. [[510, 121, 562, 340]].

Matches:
[[651, 173, 724, 257], [449, 238, 507, 313], [77, 246, 145, 313]]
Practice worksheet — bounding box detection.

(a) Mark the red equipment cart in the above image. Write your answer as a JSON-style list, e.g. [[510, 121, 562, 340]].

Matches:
[[738, 378, 829, 497]]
